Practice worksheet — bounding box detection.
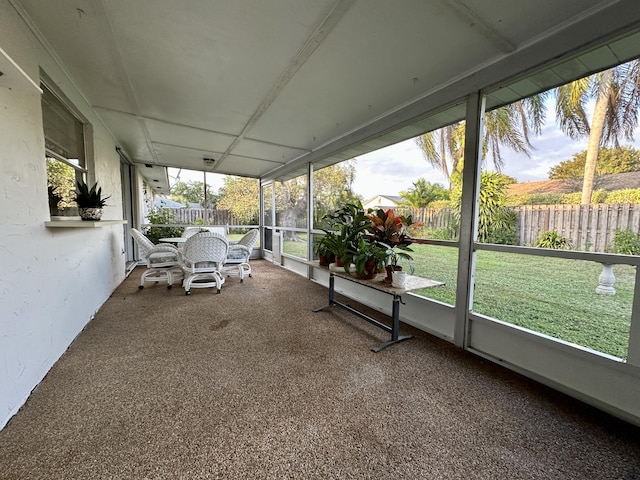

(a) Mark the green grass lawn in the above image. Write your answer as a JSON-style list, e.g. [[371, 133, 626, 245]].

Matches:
[[410, 244, 633, 359], [283, 239, 633, 359]]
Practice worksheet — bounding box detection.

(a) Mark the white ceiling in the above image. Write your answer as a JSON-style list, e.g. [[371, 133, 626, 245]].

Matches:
[[10, 0, 640, 192]]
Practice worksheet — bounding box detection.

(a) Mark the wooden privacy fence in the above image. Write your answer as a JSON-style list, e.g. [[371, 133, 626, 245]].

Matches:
[[394, 207, 456, 232], [160, 208, 240, 225], [513, 204, 640, 252], [163, 204, 640, 251], [398, 204, 640, 252]]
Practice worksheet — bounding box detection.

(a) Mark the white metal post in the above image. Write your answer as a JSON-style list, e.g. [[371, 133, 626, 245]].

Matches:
[[453, 92, 485, 348]]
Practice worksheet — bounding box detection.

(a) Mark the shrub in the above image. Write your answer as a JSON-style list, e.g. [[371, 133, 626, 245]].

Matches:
[[426, 227, 455, 240], [144, 209, 184, 244], [561, 189, 606, 204], [484, 208, 517, 245], [536, 230, 573, 249], [609, 229, 640, 255], [505, 193, 563, 206], [605, 188, 640, 204]]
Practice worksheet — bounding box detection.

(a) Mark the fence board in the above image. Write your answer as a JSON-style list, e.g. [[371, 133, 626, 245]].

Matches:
[[407, 203, 640, 252]]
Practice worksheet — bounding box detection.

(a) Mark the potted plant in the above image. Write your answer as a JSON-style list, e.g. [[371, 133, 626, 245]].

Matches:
[[320, 201, 370, 272], [351, 238, 390, 279], [318, 228, 354, 269], [366, 208, 422, 282], [313, 235, 335, 266], [74, 180, 111, 221], [366, 208, 422, 247]]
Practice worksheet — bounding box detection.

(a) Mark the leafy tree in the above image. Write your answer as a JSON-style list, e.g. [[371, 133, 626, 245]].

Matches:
[[555, 60, 640, 204], [217, 176, 260, 225], [46, 158, 76, 207], [276, 177, 307, 240], [313, 161, 361, 228], [415, 95, 547, 182], [171, 180, 219, 208], [548, 146, 640, 179], [398, 178, 449, 207]]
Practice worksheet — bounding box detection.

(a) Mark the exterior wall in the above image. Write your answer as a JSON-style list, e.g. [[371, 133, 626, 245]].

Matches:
[[362, 195, 399, 211], [0, 2, 126, 429]]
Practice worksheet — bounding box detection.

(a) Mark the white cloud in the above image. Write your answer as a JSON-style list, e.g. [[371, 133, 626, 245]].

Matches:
[[352, 139, 449, 198]]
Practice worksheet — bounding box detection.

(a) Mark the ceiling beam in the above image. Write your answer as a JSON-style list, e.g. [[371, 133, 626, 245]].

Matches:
[[215, 0, 357, 171]]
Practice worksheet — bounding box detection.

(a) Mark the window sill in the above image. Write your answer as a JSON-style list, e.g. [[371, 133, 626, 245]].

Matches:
[[45, 220, 127, 228]]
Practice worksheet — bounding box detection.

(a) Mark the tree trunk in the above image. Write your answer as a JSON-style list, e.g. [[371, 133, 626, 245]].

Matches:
[[581, 69, 613, 205]]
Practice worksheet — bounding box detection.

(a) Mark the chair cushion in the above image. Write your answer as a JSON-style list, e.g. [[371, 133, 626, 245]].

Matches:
[[227, 251, 246, 260], [152, 255, 179, 263]]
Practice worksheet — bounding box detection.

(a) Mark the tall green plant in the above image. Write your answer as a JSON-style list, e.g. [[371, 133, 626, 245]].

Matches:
[[451, 171, 516, 244]]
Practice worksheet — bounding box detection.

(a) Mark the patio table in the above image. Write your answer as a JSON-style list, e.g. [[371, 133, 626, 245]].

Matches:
[[158, 237, 187, 244], [308, 261, 444, 352]]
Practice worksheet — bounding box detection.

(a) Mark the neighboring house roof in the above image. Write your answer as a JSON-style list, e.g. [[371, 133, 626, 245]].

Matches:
[[154, 197, 185, 208], [362, 195, 402, 209], [507, 171, 640, 196]]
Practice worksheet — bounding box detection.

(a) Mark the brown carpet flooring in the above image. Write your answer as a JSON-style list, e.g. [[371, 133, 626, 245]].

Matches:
[[1, 260, 639, 479]]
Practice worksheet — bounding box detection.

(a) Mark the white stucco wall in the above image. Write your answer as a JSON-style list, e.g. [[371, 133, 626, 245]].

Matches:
[[0, 2, 126, 429]]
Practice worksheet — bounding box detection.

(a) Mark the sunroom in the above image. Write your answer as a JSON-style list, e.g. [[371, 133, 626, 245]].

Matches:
[[2, 0, 640, 451]]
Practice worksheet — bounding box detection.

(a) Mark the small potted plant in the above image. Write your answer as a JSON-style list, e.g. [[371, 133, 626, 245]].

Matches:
[[351, 238, 390, 279], [74, 180, 111, 221], [313, 235, 335, 266]]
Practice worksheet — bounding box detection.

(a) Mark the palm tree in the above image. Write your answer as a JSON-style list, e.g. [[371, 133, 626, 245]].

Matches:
[[415, 95, 547, 183], [555, 60, 640, 204], [398, 178, 449, 208]]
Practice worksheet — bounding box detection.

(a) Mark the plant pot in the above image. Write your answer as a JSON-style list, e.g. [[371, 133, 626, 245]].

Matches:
[[391, 270, 407, 288], [384, 265, 402, 283], [318, 254, 331, 266], [355, 260, 377, 280], [79, 207, 103, 221]]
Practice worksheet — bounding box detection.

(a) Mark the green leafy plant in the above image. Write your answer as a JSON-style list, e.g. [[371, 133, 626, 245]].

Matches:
[[74, 181, 111, 208], [351, 238, 390, 277], [144, 209, 184, 244], [385, 245, 415, 274], [320, 201, 370, 270], [313, 234, 335, 264], [609, 229, 640, 255], [535, 230, 573, 249], [366, 208, 423, 246]]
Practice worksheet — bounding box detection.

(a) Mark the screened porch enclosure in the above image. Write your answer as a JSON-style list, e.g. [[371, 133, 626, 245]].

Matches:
[[2, 0, 640, 435]]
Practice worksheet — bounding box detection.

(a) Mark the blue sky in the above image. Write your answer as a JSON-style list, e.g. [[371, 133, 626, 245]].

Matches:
[[353, 109, 640, 200]]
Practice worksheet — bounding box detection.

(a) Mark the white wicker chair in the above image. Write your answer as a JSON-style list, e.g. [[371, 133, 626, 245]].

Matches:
[[222, 229, 259, 282], [181, 232, 230, 294], [130, 228, 184, 289]]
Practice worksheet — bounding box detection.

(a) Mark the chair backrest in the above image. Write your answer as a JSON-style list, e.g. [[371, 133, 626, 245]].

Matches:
[[130, 228, 155, 259], [183, 226, 227, 238], [182, 232, 229, 266], [238, 229, 259, 250], [182, 226, 202, 239]]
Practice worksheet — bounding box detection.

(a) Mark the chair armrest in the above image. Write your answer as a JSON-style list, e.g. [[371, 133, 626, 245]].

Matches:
[[150, 244, 180, 254], [148, 244, 181, 262]]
